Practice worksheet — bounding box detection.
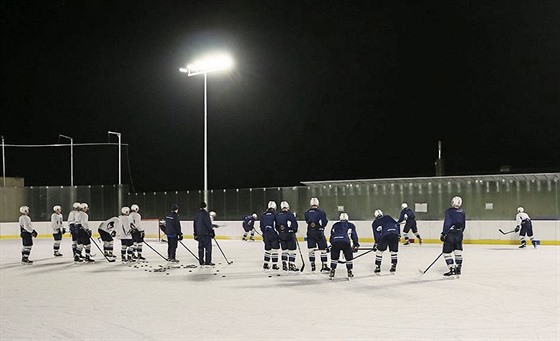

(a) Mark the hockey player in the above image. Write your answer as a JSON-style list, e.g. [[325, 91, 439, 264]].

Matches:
[[75, 203, 94, 262], [118, 206, 135, 262], [98, 216, 119, 259], [440, 196, 466, 276], [51, 205, 65, 257], [164, 204, 183, 262], [260, 201, 280, 270], [305, 197, 330, 272], [194, 202, 215, 266], [129, 204, 145, 260], [397, 203, 422, 245], [242, 213, 258, 241], [515, 207, 537, 249], [372, 209, 401, 274], [275, 201, 299, 271], [19, 206, 37, 264], [329, 213, 360, 279], [67, 202, 81, 259]]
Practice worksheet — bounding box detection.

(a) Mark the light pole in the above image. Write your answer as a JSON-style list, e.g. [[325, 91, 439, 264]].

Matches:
[[107, 131, 121, 185], [58, 134, 73, 186], [1, 135, 5, 187], [180, 53, 233, 205]]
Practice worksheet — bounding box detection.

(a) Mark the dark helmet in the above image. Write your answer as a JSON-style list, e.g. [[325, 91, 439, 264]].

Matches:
[[200, 201, 207, 209], [171, 203, 179, 211]]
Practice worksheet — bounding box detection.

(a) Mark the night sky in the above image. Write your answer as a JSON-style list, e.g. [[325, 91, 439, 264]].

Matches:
[[2, 1, 559, 192]]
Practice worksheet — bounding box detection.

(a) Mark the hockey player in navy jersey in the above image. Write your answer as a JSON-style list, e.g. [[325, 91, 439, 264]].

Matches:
[[275, 201, 299, 271], [441, 196, 466, 276], [242, 213, 258, 241], [260, 201, 280, 270], [372, 209, 400, 274], [165, 204, 183, 262], [305, 197, 330, 272], [397, 203, 422, 245], [328, 213, 360, 279], [194, 202, 215, 266]]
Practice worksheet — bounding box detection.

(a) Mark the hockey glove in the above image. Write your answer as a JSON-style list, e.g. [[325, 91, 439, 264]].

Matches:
[[209, 231, 215, 238], [514, 226, 520, 232], [178, 234, 183, 241], [140, 231, 145, 239], [440, 233, 446, 242], [87, 230, 92, 237], [62, 227, 66, 235], [110, 231, 117, 237], [372, 243, 378, 252], [352, 245, 359, 252], [193, 234, 198, 240], [31, 230, 38, 238]]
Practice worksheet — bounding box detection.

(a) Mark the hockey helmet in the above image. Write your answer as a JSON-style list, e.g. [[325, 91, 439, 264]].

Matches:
[[339, 212, 349, 221], [451, 196, 462, 208], [80, 203, 89, 211], [280, 201, 290, 210], [252, 213, 258, 219], [53, 205, 62, 212], [267, 201, 277, 210], [401, 203, 408, 209], [374, 209, 383, 218], [121, 206, 130, 215], [131, 204, 139, 212], [19, 206, 29, 214], [310, 197, 319, 206], [517, 207, 524, 213], [72, 202, 81, 209], [210, 211, 217, 218]]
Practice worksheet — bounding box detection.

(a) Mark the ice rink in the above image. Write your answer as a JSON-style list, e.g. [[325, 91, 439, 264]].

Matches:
[[1, 237, 558, 340]]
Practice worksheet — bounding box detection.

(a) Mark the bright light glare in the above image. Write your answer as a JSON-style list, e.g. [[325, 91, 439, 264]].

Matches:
[[185, 54, 233, 76]]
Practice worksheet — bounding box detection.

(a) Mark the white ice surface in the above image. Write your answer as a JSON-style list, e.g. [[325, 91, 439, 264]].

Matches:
[[1, 238, 558, 340]]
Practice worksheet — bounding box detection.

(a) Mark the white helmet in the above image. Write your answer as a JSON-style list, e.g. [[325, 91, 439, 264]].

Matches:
[[310, 197, 319, 206], [252, 213, 258, 219], [53, 205, 62, 212], [339, 212, 349, 221], [451, 196, 462, 208], [401, 203, 408, 209], [72, 202, 81, 209], [209, 211, 217, 218], [80, 203, 89, 211], [131, 204, 139, 212], [121, 206, 130, 215], [19, 206, 29, 214], [267, 201, 277, 210], [374, 209, 383, 218], [517, 207, 524, 213], [280, 201, 290, 210]]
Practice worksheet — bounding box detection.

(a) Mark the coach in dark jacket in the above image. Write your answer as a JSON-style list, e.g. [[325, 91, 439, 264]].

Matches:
[[194, 202, 214, 266], [165, 204, 182, 262]]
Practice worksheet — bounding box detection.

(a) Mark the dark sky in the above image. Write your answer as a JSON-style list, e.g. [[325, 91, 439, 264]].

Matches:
[[2, 0, 559, 192]]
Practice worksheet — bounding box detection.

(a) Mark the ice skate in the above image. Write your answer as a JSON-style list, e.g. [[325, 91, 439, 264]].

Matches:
[[455, 265, 462, 276], [418, 237, 423, 245], [282, 261, 288, 271], [249, 237, 255, 241], [74, 255, 83, 262], [532, 240, 538, 249], [84, 255, 95, 263], [390, 264, 396, 274], [289, 263, 299, 272], [519, 241, 526, 249], [320, 263, 330, 272], [443, 267, 456, 277], [263, 263, 270, 270], [329, 269, 335, 279], [311, 263, 316, 271], [272, 263, 280, 270], [242, 237, 247, 241], [403, 240, 410, 245], [374, 265, 381, 274], [347, 269, 354, 278], [21, 257, 33, 265], [54, 252, 63, 257]]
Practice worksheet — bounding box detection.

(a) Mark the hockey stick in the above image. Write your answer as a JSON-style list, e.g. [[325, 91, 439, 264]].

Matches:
[[337, 248, 376, 264], [213, 238, 233, 264], [90, 237, 116, 262], [498, 228, 517, 235], [143, 240, 169, 260], [419, 252, 443, 275], [295, 236, 306, 272], [253, 228, 262, 236], [179, 240, 199, 261]]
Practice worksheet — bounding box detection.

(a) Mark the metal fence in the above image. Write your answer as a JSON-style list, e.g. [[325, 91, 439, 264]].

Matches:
[[1, 173, 558, 222]]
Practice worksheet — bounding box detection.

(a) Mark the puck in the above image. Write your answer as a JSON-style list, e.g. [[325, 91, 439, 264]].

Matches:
[[268, 275, 272, 278], [277, 274, 281, 276], [166, 272, 169, 275], [214, 273, 217, 275], [189, 270, 192, 272], [216, 270, 219, 272], [222, 275, 226, 277]]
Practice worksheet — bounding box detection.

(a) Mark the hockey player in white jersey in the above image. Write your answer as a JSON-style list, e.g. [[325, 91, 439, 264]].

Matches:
[[19, 206, 38, 264], [51, 205, 65, 257], [75, 203, 95, 262], [129, 204, 145, 260], [515, 207, 537, 249], [98, 216, 119, 260], [118, 207, 135, 262], [67, 202, 81, 259]]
